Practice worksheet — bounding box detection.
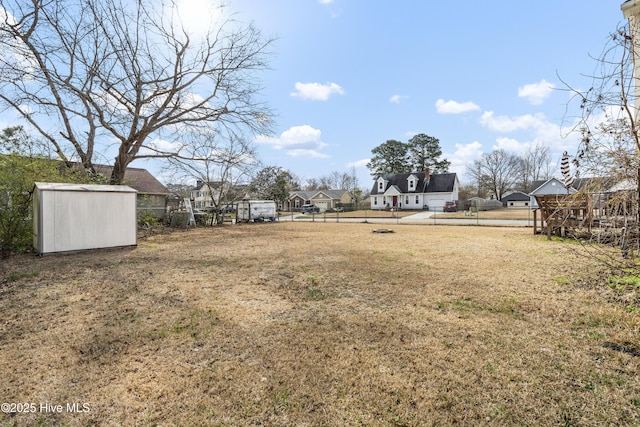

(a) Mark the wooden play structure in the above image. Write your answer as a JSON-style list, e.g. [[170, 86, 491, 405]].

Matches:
[[533, 189, 640, 253]]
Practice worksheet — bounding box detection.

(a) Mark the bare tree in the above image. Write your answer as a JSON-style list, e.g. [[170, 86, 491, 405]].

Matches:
[[467, 149, 520, 200], [166, 133, 258, 224], [561, 23, 638, 200], [0, 0, 273, 184], [304, 178, 320, 191], [519, 142, 553, 192], [559, 19, 640, 260]]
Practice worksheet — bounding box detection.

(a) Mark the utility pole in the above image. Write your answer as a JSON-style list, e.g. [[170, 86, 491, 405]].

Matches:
[[621, 0, 640, 223]]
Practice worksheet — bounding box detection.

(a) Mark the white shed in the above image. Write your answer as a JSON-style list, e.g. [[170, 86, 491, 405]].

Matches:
[[33, 182, 137, 255]]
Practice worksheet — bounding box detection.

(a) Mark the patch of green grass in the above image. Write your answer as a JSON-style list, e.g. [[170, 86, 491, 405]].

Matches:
[[608, 273, 640, 289], [305, 286, 325, 301], [162, 309, 219, 339], [7, 271, 39, 282], [555, 277, 570, 285]]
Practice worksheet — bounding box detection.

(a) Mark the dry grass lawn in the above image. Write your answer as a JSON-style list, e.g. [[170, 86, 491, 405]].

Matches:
[[310, 208, 531, 220], [1, 222, 639, 426]]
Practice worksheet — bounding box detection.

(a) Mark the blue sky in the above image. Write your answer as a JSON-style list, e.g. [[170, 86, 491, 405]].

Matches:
[[207, 0, 628, 189], [0, 0, 627, 190]]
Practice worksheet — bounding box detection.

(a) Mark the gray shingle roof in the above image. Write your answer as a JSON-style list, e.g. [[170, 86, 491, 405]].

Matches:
[[370, 172, 457, 195], [93, 165, 169, 195]]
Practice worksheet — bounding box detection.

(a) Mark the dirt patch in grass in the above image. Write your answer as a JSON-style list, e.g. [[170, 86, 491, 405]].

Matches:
[[0, 223, 639, 426]]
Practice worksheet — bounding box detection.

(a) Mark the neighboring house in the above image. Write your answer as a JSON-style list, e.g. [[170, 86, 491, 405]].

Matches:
[[529, 176, 616, 209], [286, 189, 353, 212], [191, 180, 223, 209], [191, 180, 250, 209], [501, 191, 531, 208], [370, 170, 459, 211], [93, 165, 170, 217], [288, 191, 314, 211], [310, 190, 353, 212], [528, 178, 576, 209]]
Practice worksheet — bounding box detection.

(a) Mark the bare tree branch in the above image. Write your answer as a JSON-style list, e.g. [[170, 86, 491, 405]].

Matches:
[[0, 0, 274, 183]]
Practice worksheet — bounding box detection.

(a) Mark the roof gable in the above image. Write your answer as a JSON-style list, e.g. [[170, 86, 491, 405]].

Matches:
[[530, 178, 575, 196]]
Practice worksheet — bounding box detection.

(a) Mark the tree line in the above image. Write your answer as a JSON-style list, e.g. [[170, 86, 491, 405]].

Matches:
[[466, 143, 553, 200]]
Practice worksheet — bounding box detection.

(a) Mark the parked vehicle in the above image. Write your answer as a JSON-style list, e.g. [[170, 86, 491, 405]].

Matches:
[[236, 200, 277, 222], [301, 204, 320, 214], [443, 201, 457, 212]]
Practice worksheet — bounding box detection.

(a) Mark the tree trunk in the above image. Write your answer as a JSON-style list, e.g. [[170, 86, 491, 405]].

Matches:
[[110, 154, 129, 185]]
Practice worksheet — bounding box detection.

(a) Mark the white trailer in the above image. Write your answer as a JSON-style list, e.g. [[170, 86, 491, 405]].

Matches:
[[33, 182, 137, 255], [236, 200, 277, 223]]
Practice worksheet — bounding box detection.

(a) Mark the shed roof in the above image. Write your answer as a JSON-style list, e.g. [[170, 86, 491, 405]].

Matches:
[[34, 182, 137, 193]]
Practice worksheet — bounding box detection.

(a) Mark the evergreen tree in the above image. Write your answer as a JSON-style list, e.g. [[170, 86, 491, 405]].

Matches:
[[407, 133, 450, 173]]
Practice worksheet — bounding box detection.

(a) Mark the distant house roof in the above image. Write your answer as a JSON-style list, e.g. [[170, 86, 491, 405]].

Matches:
[[501, 191, 530, 202], [530, 178, 575, 196], [289, 191, 315, 200], [606, 179, 636, 193], [93, 165, 169, 195], [370, 172, 457, 195], [193, 180, 223, 191], [529, 176, 615, 195], [317, 189, 351, 199], [290, 189, 352, 201]]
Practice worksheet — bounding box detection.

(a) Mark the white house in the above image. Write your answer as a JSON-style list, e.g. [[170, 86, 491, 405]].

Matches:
[[370, 170, 459, 211]]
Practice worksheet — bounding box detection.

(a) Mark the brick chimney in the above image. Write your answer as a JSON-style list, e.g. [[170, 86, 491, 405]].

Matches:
[[424, 168, 431, 186]]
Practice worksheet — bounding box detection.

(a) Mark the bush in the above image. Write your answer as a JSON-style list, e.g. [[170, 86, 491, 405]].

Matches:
[[0, 127, 94, 257]]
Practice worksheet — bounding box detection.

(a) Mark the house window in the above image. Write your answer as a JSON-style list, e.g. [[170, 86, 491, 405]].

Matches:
[[374, 197, 378, 205], [525, 202, 529, 206], [378, 181, 383, 191], [405, 196, 409, 205], [510, 202, 514, 206], [409, 180, 414, 189], [415, 195, 419, 204]]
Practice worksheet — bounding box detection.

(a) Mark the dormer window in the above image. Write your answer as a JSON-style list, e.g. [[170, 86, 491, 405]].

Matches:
[[378, 181, 384, 191], [407, 175, 416, 191]]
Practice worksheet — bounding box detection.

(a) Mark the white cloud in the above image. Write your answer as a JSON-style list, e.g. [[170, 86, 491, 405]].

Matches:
[[492, 137, 530, 154], [479, 111, 549, 133], [389, 94, 408, 104], [291, 82, 345, 101], [255, 125, 329, 158], [443, 141, 483, 182], [318, 0, 333, 3], [518, 79, 555, 105], [347, 158, 370, 168], [435, 99, 481, 114], [287, 149, 329, 158]]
